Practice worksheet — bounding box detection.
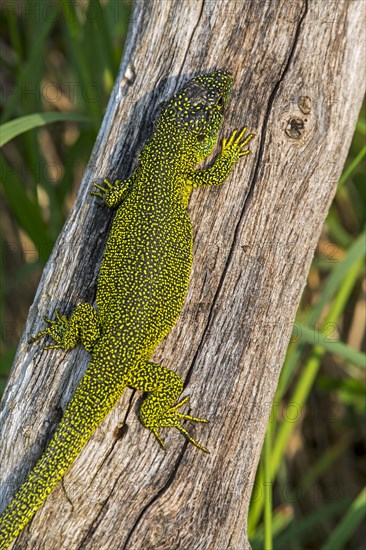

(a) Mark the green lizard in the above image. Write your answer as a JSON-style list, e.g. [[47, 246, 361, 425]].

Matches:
[[0, 69, 254, 548]]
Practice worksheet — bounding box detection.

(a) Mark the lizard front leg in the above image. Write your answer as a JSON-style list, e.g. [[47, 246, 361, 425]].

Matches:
[[187, 127, 254, 188], [127, 360, 208, 452], [91, 176, 133, 208], [29, 303, 100, 354]]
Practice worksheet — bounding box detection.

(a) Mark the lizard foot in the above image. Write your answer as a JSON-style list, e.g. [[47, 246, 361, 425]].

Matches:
[[148, 396, 209, 453], [222, 127, 255, 161], [90, 178, 130, 208], [28, 309, 70, 350], [90, 178, 115, 199]]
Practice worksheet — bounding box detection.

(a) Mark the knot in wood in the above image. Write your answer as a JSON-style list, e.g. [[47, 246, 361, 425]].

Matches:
[[285, 117, 305, 139]]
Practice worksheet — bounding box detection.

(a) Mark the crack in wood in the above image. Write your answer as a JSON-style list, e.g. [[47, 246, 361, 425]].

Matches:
[[75, 469, 124, 550], [184, 0, 309, 391], [121, 442, 188, 550], [61, 477, 74, 513], [89, 391, 135, 487]]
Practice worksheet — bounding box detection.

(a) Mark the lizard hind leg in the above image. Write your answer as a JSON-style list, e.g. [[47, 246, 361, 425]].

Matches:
[[128, 361, 209, 453], [28, 302, 101, 353]]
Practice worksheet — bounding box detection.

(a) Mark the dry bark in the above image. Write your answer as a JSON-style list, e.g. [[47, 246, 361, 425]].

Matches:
[[1, 0, 365, 549]]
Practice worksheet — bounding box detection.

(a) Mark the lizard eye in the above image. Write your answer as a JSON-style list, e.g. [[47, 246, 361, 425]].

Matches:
[[217, 97, 224, 109], [197, 134, 206, 143]]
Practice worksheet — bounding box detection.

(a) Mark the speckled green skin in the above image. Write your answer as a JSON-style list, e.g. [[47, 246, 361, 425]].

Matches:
[[0, 69, 254, 548]]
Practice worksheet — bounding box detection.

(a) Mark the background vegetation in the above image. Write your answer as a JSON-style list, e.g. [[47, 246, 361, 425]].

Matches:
[[0, 2, 364, 549]]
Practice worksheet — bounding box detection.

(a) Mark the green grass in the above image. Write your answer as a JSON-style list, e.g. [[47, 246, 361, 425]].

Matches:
[[0, 2, 364, 548]]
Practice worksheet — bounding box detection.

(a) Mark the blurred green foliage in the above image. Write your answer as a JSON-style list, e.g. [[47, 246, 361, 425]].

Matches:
[[0, 1, 364, 548]]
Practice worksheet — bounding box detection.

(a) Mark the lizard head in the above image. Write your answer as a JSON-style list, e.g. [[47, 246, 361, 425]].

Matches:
[[157, 69, 233, 163]]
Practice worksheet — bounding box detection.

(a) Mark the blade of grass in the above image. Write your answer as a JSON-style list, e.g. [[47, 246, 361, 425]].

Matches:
[[248, 453, 265, 538], [321, 487, 366, 550], [293, 322, 366, 368], [356, 117, 366, 134], [326, 211, 352, 248], [60, 0, 102, 126], [301, 230, 364, 335], [1, 16, 55, 123], [264, 427, 273, 550], [0, 156, 54, 252], [337, 145, 366, 188], [7, 3, 24, 64], [103, 0, 132, 70], [298, 434, 350, 494], [0, 112, 91, 147], [318, 376, 366, 413], [275, 498, 352, 547], [89, 3, 116, 82], [250, 505, 294, 549]]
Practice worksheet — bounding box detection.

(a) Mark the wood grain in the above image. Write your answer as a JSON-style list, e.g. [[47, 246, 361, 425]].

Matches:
[[1, 0, 365, 548]]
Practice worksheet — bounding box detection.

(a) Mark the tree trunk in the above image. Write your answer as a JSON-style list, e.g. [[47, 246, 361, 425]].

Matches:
[[1, 1, 365, 548]]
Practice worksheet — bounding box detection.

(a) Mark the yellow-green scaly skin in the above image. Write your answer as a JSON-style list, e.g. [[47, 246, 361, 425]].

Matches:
[[0, 69, 254, 548]]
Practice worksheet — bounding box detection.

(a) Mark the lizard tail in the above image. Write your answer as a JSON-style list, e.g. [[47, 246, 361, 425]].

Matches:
[[0, 365, 124, 549]]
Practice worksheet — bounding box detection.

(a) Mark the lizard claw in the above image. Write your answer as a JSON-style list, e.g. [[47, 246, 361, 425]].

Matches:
[[90, 178, 131, 209], [91, 178, 119, 198], [222, 127, 255, 160], [152, 428, 167, 449], [148, 396, 209, 453], [28, 309, 69, 346], [174, 423, 209, 453]]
